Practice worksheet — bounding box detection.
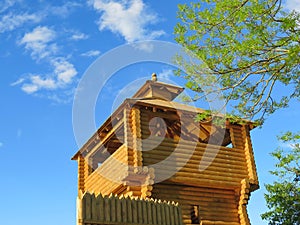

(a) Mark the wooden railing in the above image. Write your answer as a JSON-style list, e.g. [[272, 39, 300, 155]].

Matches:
[[77, 192, 183, 225], [84, 144, 128, 195]]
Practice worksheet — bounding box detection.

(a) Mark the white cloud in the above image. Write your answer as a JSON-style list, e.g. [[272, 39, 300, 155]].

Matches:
[[16, 57, 78, 94], [284, 0, 300, 12], [21, 75, 57, 94], [19, 26, 57, 60], [91, 0, 165, 42], [0, 142, 3, 148], [0, 12, 42, 33], [21, 84, 38, 94], [71, 32, 89, 40], [81, 50, 101, 57], [10, 78, 25, 86], [132, 42, 154, 52], [50, 2, 82, 18], [0, 2, 80, 34], [21, 26, 55, 43], [52, 58, 77, 84], [158, 69, 173, 80], [14, 26, 78, 95]]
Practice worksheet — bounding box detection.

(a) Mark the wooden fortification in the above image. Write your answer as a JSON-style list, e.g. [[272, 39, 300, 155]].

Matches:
[[72, 74, 259, 225]]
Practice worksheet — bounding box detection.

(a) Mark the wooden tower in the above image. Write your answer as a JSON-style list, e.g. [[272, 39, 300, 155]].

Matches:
[[72, 75, 259, 225]]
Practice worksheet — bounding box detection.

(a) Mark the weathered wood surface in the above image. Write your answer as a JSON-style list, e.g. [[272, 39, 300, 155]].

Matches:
[[83, 144, 128, 195], [77, 192, 183, 225], [142, 136, 248, 188], [152, 183, 240, 225], [74, 93, 259, 225], [238, 179, 251, 225]]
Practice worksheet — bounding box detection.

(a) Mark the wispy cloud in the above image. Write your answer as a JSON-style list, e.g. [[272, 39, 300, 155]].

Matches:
[[81, 50, 101, 57], [70, 32, 89, 40], [0, 2, 82, 34], [13, 26, 78, 96], [0, 142, 3, 148], [0, 12, 42, 33], [49, 2, 82, 18], [90, 0, 165, 43], [0, 0, 18, 13], [158, 69, 173, 81], [51, 58, 77, 84], [284, 0, 300, 12], [15, 57, 77, 94], [20, 75, 56, 94], [10, 78, 25, 86], [19, 26, 57, 60]]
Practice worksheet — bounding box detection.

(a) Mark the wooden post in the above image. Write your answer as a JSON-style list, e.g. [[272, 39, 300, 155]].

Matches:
[[123, 107, 133, 166], [78, 155, 85, 193], [238, 179, 251, 225], [76, 190, 84, 225], [131, 107, 143, 167], [242, 125, 259, 186]]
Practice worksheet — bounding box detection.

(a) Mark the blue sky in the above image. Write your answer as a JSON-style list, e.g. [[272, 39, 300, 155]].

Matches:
[[1, 1, 300, 225]]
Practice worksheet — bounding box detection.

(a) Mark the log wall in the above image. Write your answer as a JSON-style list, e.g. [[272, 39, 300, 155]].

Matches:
[[141, 138, 248, 189], [138, 107, 258, 225], [151, 183, 240, 225]]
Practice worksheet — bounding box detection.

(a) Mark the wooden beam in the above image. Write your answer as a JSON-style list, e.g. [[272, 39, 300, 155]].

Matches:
[[84, 118, 124, 160]]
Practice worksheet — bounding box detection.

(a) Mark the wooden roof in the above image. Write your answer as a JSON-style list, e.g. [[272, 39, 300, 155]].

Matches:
[[132, 80, 184, 101]]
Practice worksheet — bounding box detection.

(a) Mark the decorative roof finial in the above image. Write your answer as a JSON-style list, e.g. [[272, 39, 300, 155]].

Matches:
[[151, 73, 157, 81]]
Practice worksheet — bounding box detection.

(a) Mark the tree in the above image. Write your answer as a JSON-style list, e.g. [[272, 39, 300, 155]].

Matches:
[[261, 132, 300, 225], [174, 1, 300, 224], [174, 0, 300, 124]]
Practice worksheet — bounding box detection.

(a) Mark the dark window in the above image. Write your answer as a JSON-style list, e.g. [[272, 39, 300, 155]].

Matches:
[[191, 205, 200, 224]]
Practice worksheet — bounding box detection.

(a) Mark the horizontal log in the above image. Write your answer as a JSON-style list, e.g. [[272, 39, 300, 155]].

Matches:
[[155, 170, 243, 183], [202, 220, 240, 225], [140, 110, 179, 120], [143, 156, 247, 174], [143, 145, 246, 162], [142, 142, 246, 160], [152, 196, 238, 209], [153, 189, 237, 200], [154, 182, 238, 194], [143, 163, 248, 182], [166, 176, 240, 189], [142, 153, 247, 168], [141, 138, 245, 154]]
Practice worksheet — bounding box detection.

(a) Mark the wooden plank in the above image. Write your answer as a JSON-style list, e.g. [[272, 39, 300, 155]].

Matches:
[[126, 197, 133, 223], [156, 200, 162, 225], [137, 198, 143, 223], [84, 193, 91, 221], [121, 196, 127, 223], [104, 195, 110, 222], [91, 193, 97, 220], [142, 199, 148, 223], [147, 199, 153, 224], [98, 194, 104, 222], [132, 197, 138, 224], [116, 195, 122, 222], [110, 195, 116, 222], [152, 200, 157, 224]]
